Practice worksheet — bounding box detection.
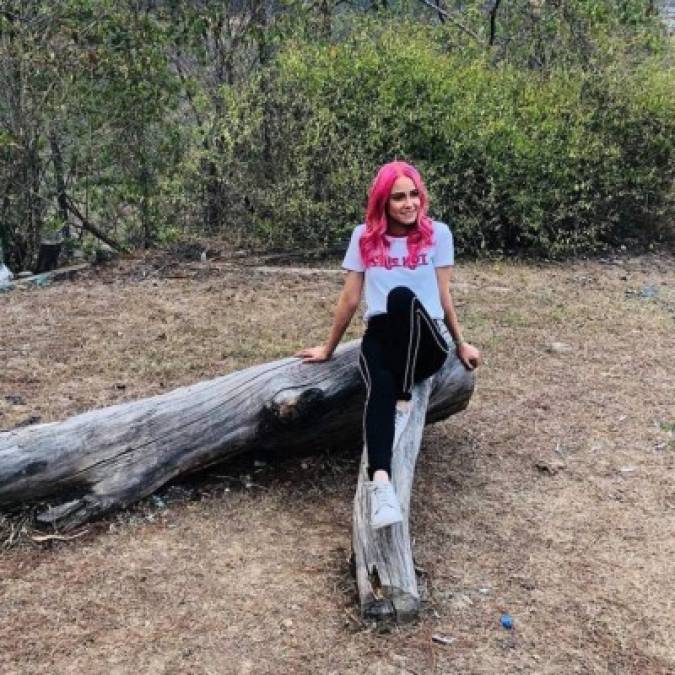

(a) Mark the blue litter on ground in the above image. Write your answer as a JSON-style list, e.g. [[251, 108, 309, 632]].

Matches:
[[501, 613, 513, 630]]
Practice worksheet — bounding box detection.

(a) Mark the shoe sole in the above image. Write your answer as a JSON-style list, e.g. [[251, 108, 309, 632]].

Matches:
[[371, 514, 403, 530]]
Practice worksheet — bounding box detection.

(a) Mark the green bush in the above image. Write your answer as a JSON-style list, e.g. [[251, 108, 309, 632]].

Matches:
[[2, 3, 670, 262], [210, 20, 674, 256]]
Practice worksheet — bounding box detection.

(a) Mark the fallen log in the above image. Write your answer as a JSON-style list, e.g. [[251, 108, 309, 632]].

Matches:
[[352, 325, 474, 623], [15, 264, 89, 288], [353, 378, 435, 623], [0, 340, 473, 533]]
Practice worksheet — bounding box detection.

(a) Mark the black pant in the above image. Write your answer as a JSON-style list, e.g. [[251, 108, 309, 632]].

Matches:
[[358, 286, 450, 478]]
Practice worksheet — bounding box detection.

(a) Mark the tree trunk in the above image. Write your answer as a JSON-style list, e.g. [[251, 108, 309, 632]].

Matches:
[[352, 379, 434, 622], [28, 141, 43, 266], [318, 0, 333, 39], [0, 340, 473, 532], [49, 131, 70, 238], [352, 328, 473, 623]]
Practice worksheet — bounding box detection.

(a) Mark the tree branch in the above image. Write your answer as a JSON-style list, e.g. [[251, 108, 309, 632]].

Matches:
[[64, 195, 127, 252], [415, 0, 482, 42]]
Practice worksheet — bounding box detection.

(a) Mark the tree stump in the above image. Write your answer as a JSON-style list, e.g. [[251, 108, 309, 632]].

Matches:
[[34, 241, 62, 273]]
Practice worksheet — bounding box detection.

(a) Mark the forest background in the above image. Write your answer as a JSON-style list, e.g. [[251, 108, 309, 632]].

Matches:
[[0, 0, 674, 270]]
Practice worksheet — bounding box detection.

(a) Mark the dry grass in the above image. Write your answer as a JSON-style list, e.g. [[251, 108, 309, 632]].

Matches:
[[1, 250, 674, 674]]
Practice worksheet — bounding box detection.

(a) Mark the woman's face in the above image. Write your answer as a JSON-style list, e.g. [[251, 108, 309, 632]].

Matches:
[[386, 176, 420, 228]]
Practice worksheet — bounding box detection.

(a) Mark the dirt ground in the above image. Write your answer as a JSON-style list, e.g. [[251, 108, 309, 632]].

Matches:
[[1, 249, 674, 674]]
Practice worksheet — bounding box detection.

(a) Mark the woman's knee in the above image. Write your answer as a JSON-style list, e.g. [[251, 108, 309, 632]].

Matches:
[[386, 286, 415, 315]]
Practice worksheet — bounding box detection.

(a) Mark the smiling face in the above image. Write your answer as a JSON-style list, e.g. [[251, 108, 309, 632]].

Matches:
[[386, 176, 421, 232]]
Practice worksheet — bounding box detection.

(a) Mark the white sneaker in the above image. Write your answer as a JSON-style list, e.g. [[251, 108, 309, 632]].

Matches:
[[368, 480, 403, 530]]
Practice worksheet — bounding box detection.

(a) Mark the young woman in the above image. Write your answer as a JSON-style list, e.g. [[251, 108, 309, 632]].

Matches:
[[296, 161, 480, 529]]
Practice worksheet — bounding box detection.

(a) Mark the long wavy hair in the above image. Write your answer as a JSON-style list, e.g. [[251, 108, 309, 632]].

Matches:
[[359, 161, 434, 269]]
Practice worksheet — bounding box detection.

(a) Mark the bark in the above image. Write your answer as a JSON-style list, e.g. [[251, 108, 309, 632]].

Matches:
[[352, 379, 433, 622], [0, 341, 473, 532]]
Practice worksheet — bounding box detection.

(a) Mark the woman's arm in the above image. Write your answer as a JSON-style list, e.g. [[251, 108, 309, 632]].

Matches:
[[295, 271, 364, 362], [435, 266, 481, 370]]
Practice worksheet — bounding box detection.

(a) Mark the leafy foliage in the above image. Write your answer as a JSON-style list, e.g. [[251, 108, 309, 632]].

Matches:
[[205, 20, 674, 254], [0, 0, 672, 264]]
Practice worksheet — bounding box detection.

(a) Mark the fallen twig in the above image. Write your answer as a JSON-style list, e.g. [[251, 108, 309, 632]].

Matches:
[[30, 530, 89, 543]]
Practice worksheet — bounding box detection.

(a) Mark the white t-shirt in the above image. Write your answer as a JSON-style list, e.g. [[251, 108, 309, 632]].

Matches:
[[342, 221, 454, 321]]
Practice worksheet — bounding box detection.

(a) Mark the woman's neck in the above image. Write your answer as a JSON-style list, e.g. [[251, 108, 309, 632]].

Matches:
[[386, 222, 413, 237]]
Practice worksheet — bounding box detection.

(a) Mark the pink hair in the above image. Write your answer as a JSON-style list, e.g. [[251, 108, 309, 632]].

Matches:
[[359, 161, 434, 269]]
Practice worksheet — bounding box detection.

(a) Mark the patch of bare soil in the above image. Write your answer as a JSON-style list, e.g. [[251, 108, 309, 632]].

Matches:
[[1, 251, 674, 674]]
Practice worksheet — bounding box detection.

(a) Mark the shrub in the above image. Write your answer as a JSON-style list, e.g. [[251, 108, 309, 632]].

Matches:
[[208, 20, 673, 256]]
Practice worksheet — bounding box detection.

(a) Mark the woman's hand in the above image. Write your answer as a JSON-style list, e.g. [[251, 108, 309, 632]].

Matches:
[[295, 345, 332, 363], [457, 342, 481, 370]]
